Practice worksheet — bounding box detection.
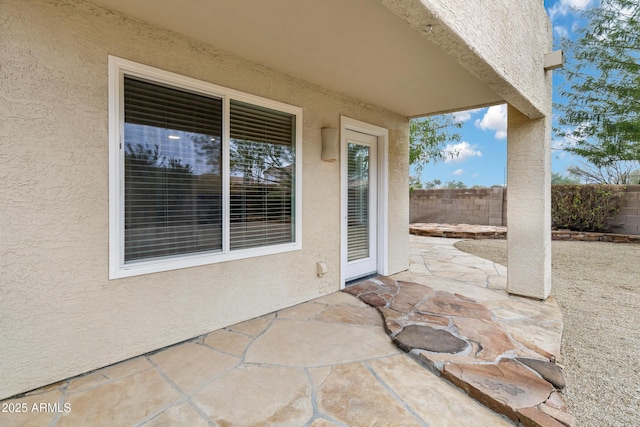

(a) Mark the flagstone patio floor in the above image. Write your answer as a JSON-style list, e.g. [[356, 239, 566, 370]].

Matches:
[[1, 236, 569, 427]]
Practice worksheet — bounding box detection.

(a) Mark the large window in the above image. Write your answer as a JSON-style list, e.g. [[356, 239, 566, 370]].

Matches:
[[109, 57, 301, 278]]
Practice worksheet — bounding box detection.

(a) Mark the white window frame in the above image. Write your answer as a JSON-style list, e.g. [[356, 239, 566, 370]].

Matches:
[[108, 56, 302, 279]]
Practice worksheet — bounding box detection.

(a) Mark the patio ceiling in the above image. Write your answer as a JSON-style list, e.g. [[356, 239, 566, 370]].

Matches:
[[89, 0, 503, 117]]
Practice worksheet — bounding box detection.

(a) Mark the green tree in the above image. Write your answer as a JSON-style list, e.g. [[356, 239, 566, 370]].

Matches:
[[423, 179, 442, 189], [409, 175, 423, 190], [551, 172, 581, 184], [555, 0, 640, 168], [566, 161, 640, 184], [229, 139, 293, 185], [409, 115, 462, 187], [443, 180, 467, 189]]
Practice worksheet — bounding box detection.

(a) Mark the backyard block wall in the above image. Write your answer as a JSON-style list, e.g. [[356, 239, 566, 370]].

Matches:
[[410, 187, 507, 226], [609, 185, 640, 235], [410, 185, 640, 235]]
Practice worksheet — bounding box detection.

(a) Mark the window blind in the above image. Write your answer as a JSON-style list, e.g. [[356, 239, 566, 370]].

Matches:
[[347, 143, 370, 261], [229, 100, 295, 250], [123, 76, 223, 262]]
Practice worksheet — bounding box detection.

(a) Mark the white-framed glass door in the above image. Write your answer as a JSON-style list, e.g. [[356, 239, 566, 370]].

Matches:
[[344, 129, 378, 280]]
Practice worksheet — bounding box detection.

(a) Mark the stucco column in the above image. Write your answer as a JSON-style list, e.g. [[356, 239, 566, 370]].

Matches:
[[506, 105, 551, 300]]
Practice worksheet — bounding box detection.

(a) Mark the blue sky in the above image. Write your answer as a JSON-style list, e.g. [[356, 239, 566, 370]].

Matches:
[[415, 0, 594, 187]]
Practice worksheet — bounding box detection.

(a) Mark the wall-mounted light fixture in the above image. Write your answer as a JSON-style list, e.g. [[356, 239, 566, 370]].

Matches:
[[544, 50, 564, 71], [321, 128, 339, 162]]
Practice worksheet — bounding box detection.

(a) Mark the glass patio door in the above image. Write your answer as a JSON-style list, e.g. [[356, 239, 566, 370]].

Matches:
[[344, 130, 377, 280]]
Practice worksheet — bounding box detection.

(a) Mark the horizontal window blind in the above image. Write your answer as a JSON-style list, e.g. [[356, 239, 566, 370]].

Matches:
[[123, 76, 223, 262], [347, 143, 370, 261], [229, 100, 295, 250], [124, 77, 222, 136]]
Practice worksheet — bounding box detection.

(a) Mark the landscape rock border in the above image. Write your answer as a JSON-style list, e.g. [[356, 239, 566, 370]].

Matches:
[[410, 223, 640, 243]]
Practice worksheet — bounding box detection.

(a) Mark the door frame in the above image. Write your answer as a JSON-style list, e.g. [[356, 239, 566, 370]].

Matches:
[[340, 116, 389, 289]]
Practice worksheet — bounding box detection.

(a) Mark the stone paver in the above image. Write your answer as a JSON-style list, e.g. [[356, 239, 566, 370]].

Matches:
[[0, 390, 62, 427], [0, 235, 568, 427], [193, 365, 312, 426], [416, 294, 494, 320], [453, 316, 515, 361], [227, 314, 273, 336], [345, 235, 572, 427], [314, 304, 383, 326], [203, 328, 253, 356], [245, 319, 398, 367], [143, 403, 210, 427], [443, 359, 555, 421], [275, 301, 327, 320], [58, 369, 181, 426], [316, 362, 423, 426], [100, 356, 153, 380], [368, 355, 515, 427], [149, 342, 239, 393], [516, 357, 566, 389], [393, 325, 468, 353]]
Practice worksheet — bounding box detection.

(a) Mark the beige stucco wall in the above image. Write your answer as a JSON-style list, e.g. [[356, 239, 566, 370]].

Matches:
[[383, 0, 552, 118], [507, 107, 552, 299], [0, 0, 409, 398]]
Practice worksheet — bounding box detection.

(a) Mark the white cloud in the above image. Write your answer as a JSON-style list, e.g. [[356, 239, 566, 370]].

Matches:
[[475, 105, 507, 139], [452, 111, 472, 123], [554, 25, 569, 39], [569, 0, 592, 7], [552, 136, 576, 151], [443, 141, 482, 163], [453, 169, 464, 175], [471, 173, 478, 178], [452, 108, 482, 123], [548, 0, 593, 20]]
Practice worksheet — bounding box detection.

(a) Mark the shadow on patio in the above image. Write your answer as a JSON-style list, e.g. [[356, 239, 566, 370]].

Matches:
[[1, 235, 570, 427]]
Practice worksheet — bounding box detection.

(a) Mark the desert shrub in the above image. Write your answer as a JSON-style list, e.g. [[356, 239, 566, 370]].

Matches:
[[551, 185, 625, 232]]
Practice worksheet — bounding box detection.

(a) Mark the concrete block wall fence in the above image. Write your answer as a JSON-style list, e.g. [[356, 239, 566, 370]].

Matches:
[[609, 185, 640, 235], [410, 185, 640, 235], [410, 186, 507, 226]]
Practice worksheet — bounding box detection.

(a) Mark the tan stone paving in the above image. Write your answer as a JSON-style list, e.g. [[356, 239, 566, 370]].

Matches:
[[396, 236, 563, 358], [193, 365, 312, 426], [345, 236, 572, 426], [244, 319, 397, 366], [0, 235, 567, 426]]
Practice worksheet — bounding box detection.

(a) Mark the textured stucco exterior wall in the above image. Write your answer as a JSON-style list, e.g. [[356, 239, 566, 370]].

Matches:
[[0, 0, 409, 398], [382, 0, 552, 118], [386, 126, 411, 275], [507, 106, 552, 299]]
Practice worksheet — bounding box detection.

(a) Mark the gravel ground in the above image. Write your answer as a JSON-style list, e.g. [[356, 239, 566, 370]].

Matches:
[[454, 239, 640, 427]]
